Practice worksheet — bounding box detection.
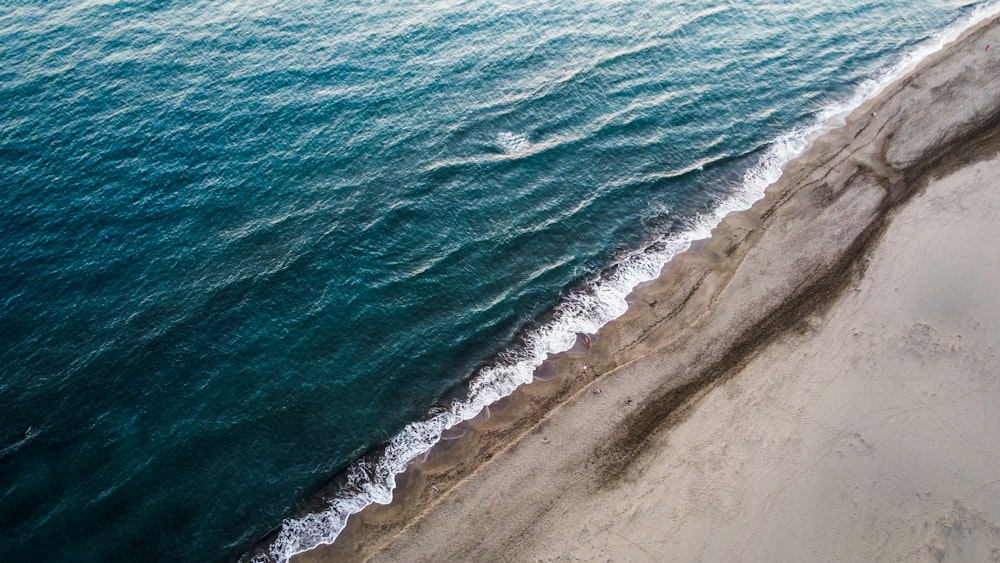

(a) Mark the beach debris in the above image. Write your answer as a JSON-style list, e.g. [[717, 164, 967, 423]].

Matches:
[[987, 44, 991, 52], [592, 388, 602, 395], [583, 334, 592, 348]]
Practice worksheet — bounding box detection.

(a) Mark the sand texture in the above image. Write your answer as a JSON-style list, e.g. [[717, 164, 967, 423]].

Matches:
[[298, 15, 1000, 563]]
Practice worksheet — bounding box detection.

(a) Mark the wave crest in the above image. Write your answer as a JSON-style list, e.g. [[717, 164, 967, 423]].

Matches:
[[496, 131, 530, 154]]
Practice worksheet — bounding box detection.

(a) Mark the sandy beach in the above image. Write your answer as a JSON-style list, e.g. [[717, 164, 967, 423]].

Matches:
[[297, 14, 1000, 563]]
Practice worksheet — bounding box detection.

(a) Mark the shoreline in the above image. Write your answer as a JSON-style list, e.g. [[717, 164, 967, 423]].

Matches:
[[288, 12, 1000, 563]]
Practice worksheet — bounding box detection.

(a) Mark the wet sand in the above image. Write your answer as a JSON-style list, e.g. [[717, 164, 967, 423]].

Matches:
[[297, 14, 1000, 563]]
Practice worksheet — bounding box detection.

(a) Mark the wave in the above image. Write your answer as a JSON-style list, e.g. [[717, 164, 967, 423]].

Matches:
[[495, 131, 531, 155], [0, 425, 40, 461], [245, 3, 1000, 561]]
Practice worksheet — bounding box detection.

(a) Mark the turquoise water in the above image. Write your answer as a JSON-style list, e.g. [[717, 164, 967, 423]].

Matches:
[[0, 1, 992, 561]]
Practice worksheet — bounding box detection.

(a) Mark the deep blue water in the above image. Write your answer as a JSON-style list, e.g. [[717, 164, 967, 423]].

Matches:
[[0, 1, 993, 561]]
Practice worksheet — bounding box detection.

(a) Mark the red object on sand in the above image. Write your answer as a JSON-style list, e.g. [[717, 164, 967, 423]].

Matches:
[[987, 45, 991, 52]]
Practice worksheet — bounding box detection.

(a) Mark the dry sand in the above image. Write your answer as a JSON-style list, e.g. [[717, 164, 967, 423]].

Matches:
[[297, 14, 1000, 563]]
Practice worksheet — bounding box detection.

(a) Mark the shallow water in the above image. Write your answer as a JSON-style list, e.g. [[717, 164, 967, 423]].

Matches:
[[0, 1, 992, 561]]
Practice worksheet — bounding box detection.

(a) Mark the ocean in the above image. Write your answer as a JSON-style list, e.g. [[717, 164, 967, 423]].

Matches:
[[0, 1, 995, 561]]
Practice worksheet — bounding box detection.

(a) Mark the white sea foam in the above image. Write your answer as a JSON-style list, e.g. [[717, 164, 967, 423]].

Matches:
[[248, 4, 1000, 561], [496, 131, 531, 154]]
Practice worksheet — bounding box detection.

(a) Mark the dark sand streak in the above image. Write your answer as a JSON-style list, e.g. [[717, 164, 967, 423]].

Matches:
[[600, 81, 1000, 487]]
